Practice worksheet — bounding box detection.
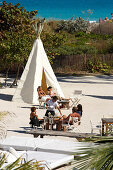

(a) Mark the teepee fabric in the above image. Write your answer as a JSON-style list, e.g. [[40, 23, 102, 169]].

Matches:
[[12, 38, 64, 104]]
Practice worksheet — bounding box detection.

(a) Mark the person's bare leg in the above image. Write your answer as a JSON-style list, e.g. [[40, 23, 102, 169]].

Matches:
[[57, 121, 62, 131], [78, 121, 81, 125], [63, 126, 67, 131], [46, 122, 49, 130]]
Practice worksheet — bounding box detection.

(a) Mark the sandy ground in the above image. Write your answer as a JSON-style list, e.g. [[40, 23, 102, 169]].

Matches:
[[0, 75, 113, 140]]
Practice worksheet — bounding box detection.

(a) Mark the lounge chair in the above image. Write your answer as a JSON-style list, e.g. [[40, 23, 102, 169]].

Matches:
[[38, 97, 46, 108], [70, 90, 82, 108], [90, 120, 102, 135]]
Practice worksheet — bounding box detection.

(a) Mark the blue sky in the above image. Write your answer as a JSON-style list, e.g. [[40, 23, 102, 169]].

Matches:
[[3, 0, 113, 20]]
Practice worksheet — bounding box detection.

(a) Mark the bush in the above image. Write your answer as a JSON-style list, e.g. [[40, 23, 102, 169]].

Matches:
[[54, 45, 97, 56], [86, 59, 110, 74], [57, 17, 89, 33]]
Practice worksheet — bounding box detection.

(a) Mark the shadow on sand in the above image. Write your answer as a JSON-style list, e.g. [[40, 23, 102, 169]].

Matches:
[[21, 106, 39, 109], [57, 75, 113, 84], [21, 106, 33, 109], [20, 127, 31, 130], [7, 129, 26, 134], [86, 94, 113, 100], [0, 94, 13, 101]]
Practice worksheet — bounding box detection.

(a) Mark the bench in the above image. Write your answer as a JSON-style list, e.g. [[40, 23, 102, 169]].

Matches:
[[26, 129, 96, 139]]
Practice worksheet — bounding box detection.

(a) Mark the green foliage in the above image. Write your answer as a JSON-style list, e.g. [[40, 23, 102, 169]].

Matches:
[[86, 58, 110, 74], [105, 41, 113, 54], [1, 30, 34, 65], [42, 32, 66, 48], [0, 82, 2, 87], [74, 32, 113, 55], [54, 44, 97, 56], [0, 1, 37, 71], [41, 32, 67, 63], [1, 1, 113, 74], [0, 1, 38, 32], [74, 143, 113, 170], [75, 32, 112, 39], [0, 153, 42, 169], [57, 17, 89, 33]]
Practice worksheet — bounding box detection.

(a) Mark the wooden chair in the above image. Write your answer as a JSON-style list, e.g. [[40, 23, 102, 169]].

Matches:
[[43, 116, 54, 130]]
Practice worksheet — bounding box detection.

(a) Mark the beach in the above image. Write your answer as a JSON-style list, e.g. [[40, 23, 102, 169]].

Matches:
[[0, 75, 113, 139]]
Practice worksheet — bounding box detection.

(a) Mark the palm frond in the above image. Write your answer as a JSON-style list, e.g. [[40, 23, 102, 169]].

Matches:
[[73, 143, 113, 170], [15, 160, 43, 170], [4, 156, 22, 170], [84, 136, 113, 143], [0, 154, 43, 170], [0, 153, 7, 168]]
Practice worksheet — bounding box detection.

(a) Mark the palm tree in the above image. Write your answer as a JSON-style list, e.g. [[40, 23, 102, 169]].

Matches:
[[73, 142, 113, 170]]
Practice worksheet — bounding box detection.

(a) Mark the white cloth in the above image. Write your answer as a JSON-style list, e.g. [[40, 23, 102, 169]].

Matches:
[[47, 99, 58, 111], [41, 95, 50, 101]]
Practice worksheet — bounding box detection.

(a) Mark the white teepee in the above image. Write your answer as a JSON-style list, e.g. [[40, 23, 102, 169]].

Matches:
[[12, 38, 64, 104]]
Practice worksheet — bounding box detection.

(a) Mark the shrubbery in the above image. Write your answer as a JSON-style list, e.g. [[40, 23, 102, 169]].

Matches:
[[86, 58, 111, 74], [1, 1, 113, 75], [54, 45, 97, 56], [57, 17, 89, 33], [0, 1, 37, 73]]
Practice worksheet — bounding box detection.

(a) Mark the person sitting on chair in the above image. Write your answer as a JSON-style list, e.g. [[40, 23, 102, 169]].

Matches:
[[37, 86, 50, 101], [76, 104, 83, 117], [47, 86, 56, 97], [64, 107, 81, 125], [29, 107, 43, 127], [45, 96, 62, 117]]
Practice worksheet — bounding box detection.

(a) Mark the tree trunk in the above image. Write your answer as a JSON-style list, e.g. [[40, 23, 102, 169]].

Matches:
[[84, 54, 87, 65], [10, 64, 21, 88], [5, 67, 10, 86]]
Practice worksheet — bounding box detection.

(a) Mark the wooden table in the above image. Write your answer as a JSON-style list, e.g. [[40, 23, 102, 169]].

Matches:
[[102, 118, 113, 136], [45, 117, 62, 131]]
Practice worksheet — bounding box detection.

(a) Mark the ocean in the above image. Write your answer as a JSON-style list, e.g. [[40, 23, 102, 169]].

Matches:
[[3, 0, 113, 21]]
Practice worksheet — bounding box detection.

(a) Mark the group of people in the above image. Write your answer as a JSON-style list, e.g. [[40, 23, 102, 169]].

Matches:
[[30, 86, 83, 129], [38, 86, 56, 101]]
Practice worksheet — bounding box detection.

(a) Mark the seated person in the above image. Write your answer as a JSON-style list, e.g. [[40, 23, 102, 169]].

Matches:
[[45, 96, 62, 117], [76, 104, 83, 117], [29, 107, 43, 127], [64, 107, 81, 125], [37, 86, 50, 101], [47, 86, 56, 97]]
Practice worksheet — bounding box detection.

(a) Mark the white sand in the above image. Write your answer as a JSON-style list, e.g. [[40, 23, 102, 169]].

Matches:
[[0, 75, 113, 139]]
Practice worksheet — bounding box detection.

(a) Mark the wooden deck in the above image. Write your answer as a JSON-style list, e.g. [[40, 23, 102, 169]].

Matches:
[[26, 129, 96, 139]]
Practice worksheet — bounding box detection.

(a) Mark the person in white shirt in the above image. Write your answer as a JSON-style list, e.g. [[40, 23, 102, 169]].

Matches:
[[45, 96, 62, 117]]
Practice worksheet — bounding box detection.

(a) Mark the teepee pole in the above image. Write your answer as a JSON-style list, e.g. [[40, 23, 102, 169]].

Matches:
[[33, 18, 45, 38]]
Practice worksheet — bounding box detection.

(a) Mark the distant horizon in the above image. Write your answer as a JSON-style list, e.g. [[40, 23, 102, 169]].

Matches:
[[3, 0, 113, 21]]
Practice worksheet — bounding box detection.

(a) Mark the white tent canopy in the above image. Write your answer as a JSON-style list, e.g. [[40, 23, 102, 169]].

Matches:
[[12, 38, 64, 104]]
